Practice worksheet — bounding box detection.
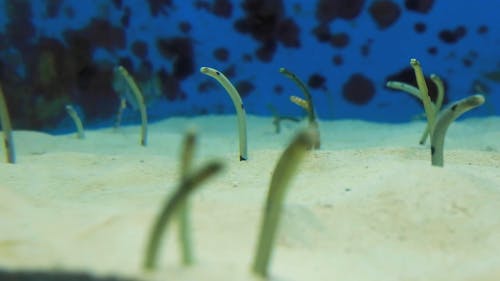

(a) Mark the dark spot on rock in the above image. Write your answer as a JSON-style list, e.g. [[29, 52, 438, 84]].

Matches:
[[197, 80, 217, 93], [315, 0, 366, 24], [118, 57, 134, 72], [276, 18, 300, 48], [213, 47, 230, 62], [234, 0, 300, 61], [274, 84, 283, 95], [5, 0, 35, 50], [360, 39, 373, 57], [178, 21, 192, 33], [156, 37, 195, 80], [332, 54, 344, 66], [235, 80, 255, 98], [276, 18, 301, 47], [135, 60, 154, 82], [22, 37, 74, 126], [76, 63, 118, 121], [467, 50, 478, 59], [330, 32, 349, 48], [312, 24, 331, 42], [385, 67, 449, 105], [194, 0, 211, 10], [255, 41, 277, 62], [308, 73, 326, 89], [147, 0, 173, 17], [462, 58, 473, 68], [431, 146, 435, 155], [342, 73, 375, 105], [63, 18, 126, 52], [120, 7, 131, 27], [158, 68, 187, 101], [438, 26, 467, 44], [242, 53, 253, 62], [0, 34, 9, 51], [212, 0, 233, 18], [427, 46, 438, 55], [404, 0, 434, 14], [234, 0, 285, 41], [112, 0, 123, 9], [131, 40, 148, 59], [5, 0, 32, 21], [368, 0, 401, 30], [64, 6, 75, 18], [173, 56, 195, 80], [222, 64, 236, 79], [414, 22, 426, 33], [44, 0, 64, 18], [462, 50, 478, 67], [477, 25, 488, 35]]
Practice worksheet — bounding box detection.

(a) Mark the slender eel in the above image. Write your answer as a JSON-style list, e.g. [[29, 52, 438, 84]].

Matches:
[[387, 67, 445, 145], [0, 82, 15, 163], [252, 129, 316, 278], [143, 161, 223, 270], [114, 98, 127, 129], [410, 58, 436, 138], [431, 94, 485, 167], [267, 104, 300, 133], [177, 130, 196, 266], [65, 105, 85, 139], [279, 67, 320, 149], [386, 81, 421, 100], [200, 67, 248, 160], [289, 96, 310, 112], [418, 74, 445, 144], [431, 74, 445, 111], [279, 68, 317, 124], [115, 66, 148, 146]]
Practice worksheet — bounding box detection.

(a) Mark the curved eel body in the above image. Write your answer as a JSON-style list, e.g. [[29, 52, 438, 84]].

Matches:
[[431, 94, 485, 166], [200, 66, 248, 160]]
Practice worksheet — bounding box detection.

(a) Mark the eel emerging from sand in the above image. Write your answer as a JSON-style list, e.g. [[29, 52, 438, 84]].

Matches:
[[200, 66, 248, 160], [431, 94, 485, 166]]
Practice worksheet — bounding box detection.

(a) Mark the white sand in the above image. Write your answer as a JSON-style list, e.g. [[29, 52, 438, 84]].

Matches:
[[1, 115, 500, 281]]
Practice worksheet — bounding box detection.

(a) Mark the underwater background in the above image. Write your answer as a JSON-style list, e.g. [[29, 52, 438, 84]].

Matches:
[[0, 0, 498, 132]]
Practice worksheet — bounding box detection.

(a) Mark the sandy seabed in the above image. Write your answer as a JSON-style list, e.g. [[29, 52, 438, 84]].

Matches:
[[1, 115, 500, 281]]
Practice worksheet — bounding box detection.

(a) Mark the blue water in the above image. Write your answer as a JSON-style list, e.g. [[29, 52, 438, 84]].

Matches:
[[0, 0, 498, 132]]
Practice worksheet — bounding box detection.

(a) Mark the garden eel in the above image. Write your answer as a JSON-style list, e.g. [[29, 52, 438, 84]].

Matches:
[[386, 73, 445, 144], [0, 82, 14, 163], [431, 94, 485, 167], [410, 58, 436, 138], [279, 67, 320, 149], [143, 160, 223, 270], [200, 67, 248, 160], [65, 105, 85, 139], [386, 81, 421, 99], [177, 129, 196, 265], [252, 129, 316, 277], [115, 66, 148, 146], [418, 74, 445, 145]]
